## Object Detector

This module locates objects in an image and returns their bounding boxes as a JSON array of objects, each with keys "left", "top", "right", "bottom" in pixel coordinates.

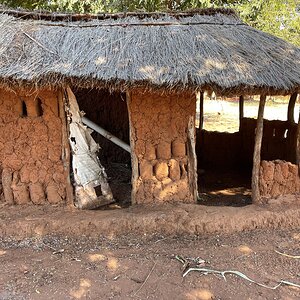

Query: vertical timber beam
[
  {"left": 251, "top": 94, "right": 267, "bottom": 204},
  {"left": 58, "top": 89, "right": 74, "bottom": 206},
  {"left": 199, "top": 91, "right": 204, "bottom": 130},
  {"left": 126, "top": 91, "right": 138, "bottom": 204},
  {"left": 187, "top": 115, "right": 198, "bottom": 202},
  {"left": 239, "top": 95, "right": 244, "bottom": 131},
  {"left": 296, "top": 107, "right": 300, "bottom": 175},
  {"left": 287, "top": 92, "right": 298, "bottom": 123}
]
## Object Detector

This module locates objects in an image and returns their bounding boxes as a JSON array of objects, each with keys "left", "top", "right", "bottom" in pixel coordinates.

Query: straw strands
[{"left": 0, "top": 9, "right": 299, "bottom": 95}]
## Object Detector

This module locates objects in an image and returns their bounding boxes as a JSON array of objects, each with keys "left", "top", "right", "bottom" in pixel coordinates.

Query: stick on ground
[{"left": 133, "top": 261, "right": 157, "bottom": 296}]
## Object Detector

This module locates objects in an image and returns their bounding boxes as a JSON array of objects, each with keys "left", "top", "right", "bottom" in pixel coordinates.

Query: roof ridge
[{"left": 0, "top": 7, "right": 238, "bottom": 22}]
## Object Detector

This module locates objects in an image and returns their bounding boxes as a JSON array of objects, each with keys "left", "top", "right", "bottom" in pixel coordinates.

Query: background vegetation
[{"left": 0, "top": 0, "right": 299, "bottom": 46}]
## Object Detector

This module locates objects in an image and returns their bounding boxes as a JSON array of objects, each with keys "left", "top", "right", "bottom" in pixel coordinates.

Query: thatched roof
[{"left": 0, "top": 8, "right": 299, "bottom": 95}]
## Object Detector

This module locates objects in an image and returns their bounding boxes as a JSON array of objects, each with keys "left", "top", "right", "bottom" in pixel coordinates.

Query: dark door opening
[
  {"left": 196, "top": 129, "right": 252, "bottom": 207},
  {"left": 74, "top": 88, "right": 132, "bottom": 207}
]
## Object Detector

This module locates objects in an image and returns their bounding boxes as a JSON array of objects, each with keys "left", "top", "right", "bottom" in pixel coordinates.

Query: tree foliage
[
  {"left": 237, "top": 0, "right": 300, "bottom": 46},
  {"left": 0, "top": 0, "right": 299, "bottom": 46}
]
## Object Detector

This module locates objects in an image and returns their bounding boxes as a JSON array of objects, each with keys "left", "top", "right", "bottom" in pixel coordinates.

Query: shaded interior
[
  {"left": 197, "top": 105, "right": 297, "bottom": 206},
  {"left": 74, "top": 88, "right": 132, "bottom": 207},
  {"left": 74, "top": 90, "right": 298, "bottom": 207}
]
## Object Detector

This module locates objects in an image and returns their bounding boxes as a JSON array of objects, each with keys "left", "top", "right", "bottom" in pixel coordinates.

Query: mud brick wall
[
  {"left": 259, "top": 160, "right": 300, "bottom": 198},
  {"left": 128, "top": 89, "right": 197, "bottom": 204},
  {"left": 0, "top": 88, "right": 66, "bottom": 205},
  {"left": 74, "top": 88, "right": 130, "bottom": 165}
]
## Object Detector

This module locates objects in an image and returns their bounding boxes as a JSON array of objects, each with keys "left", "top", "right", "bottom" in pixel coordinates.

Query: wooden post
[
  {"left": 251, "top": 94, "right": 267, "bottom": 204},
  {"left": 287, "top": 92, "right": 298, "bottom": 123},
  {"left": 58, "top": 89, "right": 74, "bottom": 206},
  {"left": 199, "top": 91, "right": 204, "bottom": 130},
  {"left": 187, "top": 115, "right": 198, "bottom": 202},
  {"left": 239, "top": 95, "right": 244, "bottom": 131},
  {"left": 126, "top": 91, "right": 139, "bottom": 204},
  {"left": 296, "top": 107, "right": 300, "bottom": 176}
]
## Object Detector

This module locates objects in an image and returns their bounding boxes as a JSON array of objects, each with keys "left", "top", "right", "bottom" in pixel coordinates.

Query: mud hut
[{"left": 0, "top": 8, "right": 299, "bottom": 208}]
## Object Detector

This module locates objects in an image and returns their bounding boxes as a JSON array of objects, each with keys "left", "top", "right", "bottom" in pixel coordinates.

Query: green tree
[
  {"left": 237, "top": 0, "right": 300, "bottom": 46},
  {"left": 0, "top": 0, "right": 299, "bottom": 46}
]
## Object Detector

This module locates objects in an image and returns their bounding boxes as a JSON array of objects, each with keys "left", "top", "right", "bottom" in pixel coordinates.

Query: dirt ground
[
  {"left": 1, "top": 228, "right": 300, "bottom": 300},
  {"left": 0, "top": 199, "right": 300, "bottom": 299},
  {"left": 198, "top": 96, "right": 299, "bottom": 133}
]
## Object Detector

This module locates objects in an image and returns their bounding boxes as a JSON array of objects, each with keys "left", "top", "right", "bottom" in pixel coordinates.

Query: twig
[
  {"left": 175, "top": 255, "right": 186, "bottom": 264},
  {"left": 183, "top": 267, "right": 300, "bottom": 290},
  {"left": 22, "top": 31, "right": 57, "bottom": 55},
  {"left": 154, "top": 237, "right": 168, "bottom": 244},
  {"left": 275, "top": 250, "right": 300, "bottom": 259},
  {"left": 133, "top": 261, "right": 157, "bottom": 296}
]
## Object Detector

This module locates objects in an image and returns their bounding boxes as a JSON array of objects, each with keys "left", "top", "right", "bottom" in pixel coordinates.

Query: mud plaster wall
[
  {"left": 74, "top": 88, "right": 130, "bottom": 165},
  {"left": 259, "top": 160, "right": 300, "bottom": 199},
  {"left": 0, "top": 88, "right": 66, "bottom": 205},
  {"left": 128, "top": 89, "right": 197, "bottom": 204}
]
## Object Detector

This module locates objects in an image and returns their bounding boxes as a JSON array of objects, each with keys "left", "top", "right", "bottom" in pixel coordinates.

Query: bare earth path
[{"left": 1, "top": 228, "right": 300, "bottom": 300}]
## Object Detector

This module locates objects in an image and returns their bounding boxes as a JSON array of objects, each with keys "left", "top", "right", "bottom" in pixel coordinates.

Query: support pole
[
  {"left": 82, "top": 116, "right": 131, "bottom": 153},
  {"left": 239, "top": 95, "right": 244, "bottom": 131},
  {"left": 126, "top": 91, "right": 139, "bottom": 205},
  {"left": 199, "top": 91, "right": 204, "bottom": 130},
  {"left": 287, "top": 92, "right": 298, "bottom": 123},
  {"left": 58, "top": 89, "right": 74, "bottom": 206},
  {"left": 296, "top": 107, "right": 300, "bottom": 175},
  {"left": 251, "top": 94, "right": 266, "bottom": 204}
]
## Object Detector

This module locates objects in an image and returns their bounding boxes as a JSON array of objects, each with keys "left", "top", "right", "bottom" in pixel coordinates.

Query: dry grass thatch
[{"left": 0, "top": 8, "right": 299, "bottom": 95}]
